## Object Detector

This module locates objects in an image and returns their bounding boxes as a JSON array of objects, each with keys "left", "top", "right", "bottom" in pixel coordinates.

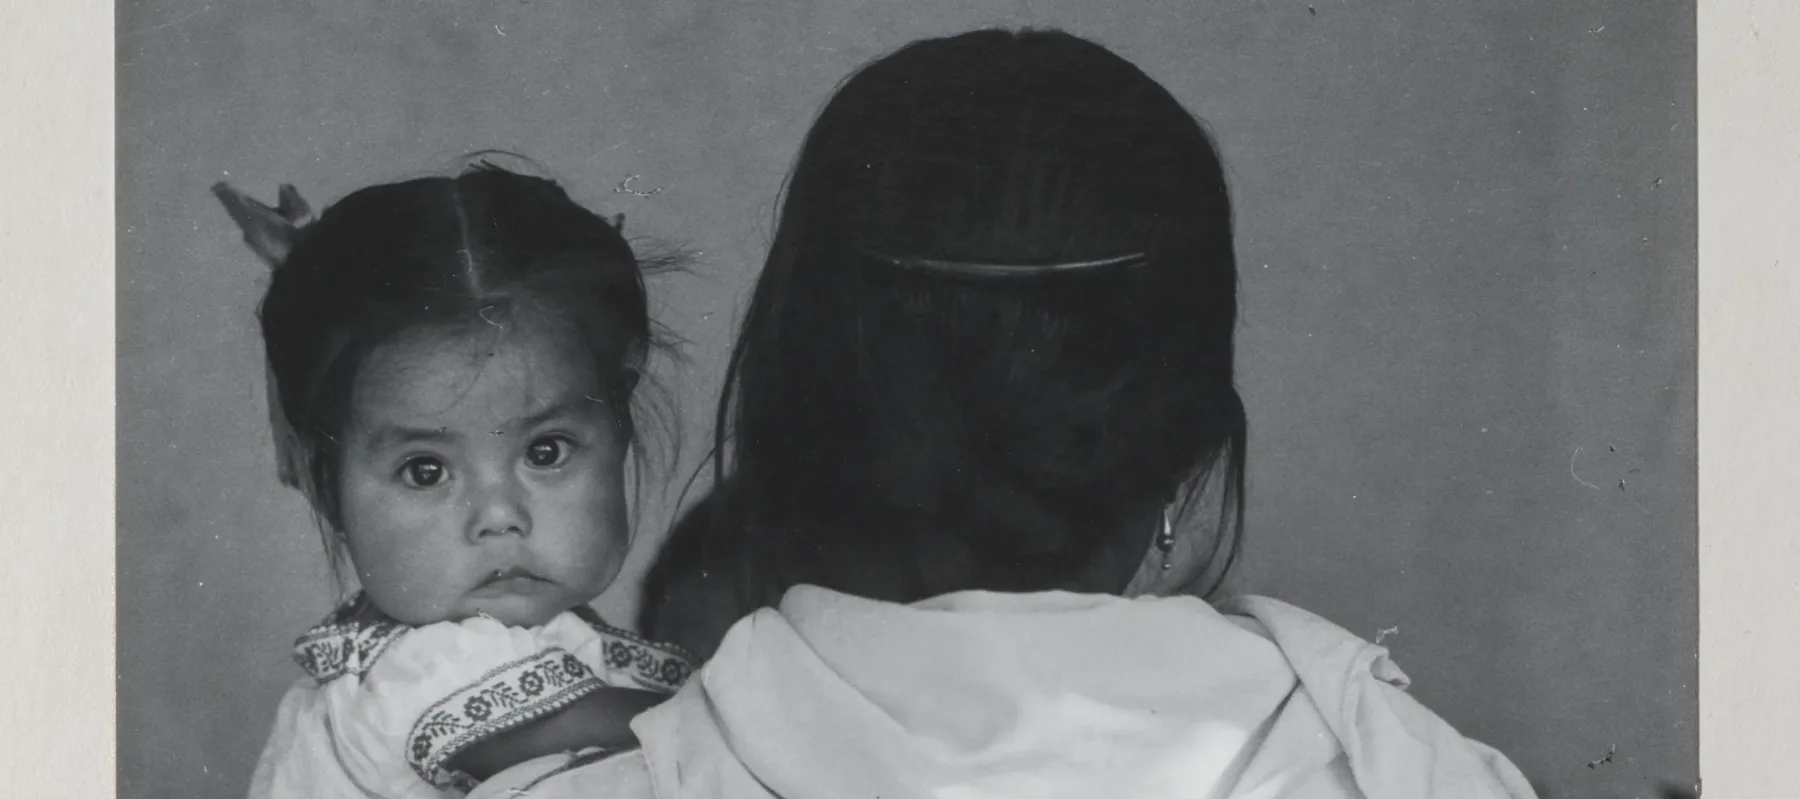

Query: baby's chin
[
  {"left": 450, "top": 592, "right": 587, "bottom": 628},
  {"left": 369, "top": 594, "right": 578, "bottom": 629}
]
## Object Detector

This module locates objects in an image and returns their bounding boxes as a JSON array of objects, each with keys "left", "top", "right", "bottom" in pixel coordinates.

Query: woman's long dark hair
[{"left": 643, "top": 28, "right": 1246, "bottom": 655}]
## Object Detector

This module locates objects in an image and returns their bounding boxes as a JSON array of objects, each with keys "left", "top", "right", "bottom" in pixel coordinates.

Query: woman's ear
[{"left": 212, "top": 181, "right": 314, "bottom": 268}]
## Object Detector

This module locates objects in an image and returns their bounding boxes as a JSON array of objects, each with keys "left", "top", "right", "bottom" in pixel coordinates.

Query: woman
[{"left": 486, "top": 28, "right": 1538, "bottom": 799}]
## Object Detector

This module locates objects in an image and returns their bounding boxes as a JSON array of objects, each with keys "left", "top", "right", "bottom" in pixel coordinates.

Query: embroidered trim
[
  {"left": 407, "top": 648, "right": 604, "bottom": 789},
  {"left": 571, "top": 608, "right": 697, "bottom": 692},
  {"left": 291, "top": 596, "right": 699, "bottom": 694},
  {"left": 288, "top": 595, "right": 695, "bottom": 789},
  {"left": 292, "top": 596, "right": 409, "bottom": 682}
]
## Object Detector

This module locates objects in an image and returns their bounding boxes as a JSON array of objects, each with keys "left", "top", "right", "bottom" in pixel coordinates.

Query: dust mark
[
  {"left": 615, "top": 175, "right": 664, "bottom": 197},
  {"left": 1586, "top": 743, "right": 1616, "bottom": 769},
  {"left": 478, "top": 305, "right": 503, "bottom": 328},
  {"left": 1570, "top": 447, "right": 1602, "bottom": 491},
  {"left": 495, "top": 24, "right": 507, "bottom": 36},
  {"left": 120, "top": 5, "right": 214, "bottom": 40},
  {"left": 1375, "top": 626, "right": 1399, "bottom": 645},
  {"left": 1588, "top": 25, "right": 1606, "bottom": 34}
]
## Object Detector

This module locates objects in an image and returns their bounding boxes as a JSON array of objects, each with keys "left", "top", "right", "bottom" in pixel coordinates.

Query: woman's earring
[{"left": 1155, "top": 506, "right": 1176, "bottom": 570}]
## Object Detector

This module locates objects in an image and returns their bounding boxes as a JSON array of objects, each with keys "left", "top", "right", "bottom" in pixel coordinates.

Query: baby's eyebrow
[
  {"left": 507, "top": 397, "right": 603, "bottom": 429},
  {"left": 362, "top": 424, "right": 456, "bottom": 451},
  {"left": 360, "top": 397, "right": 604, "bottom": 448}
]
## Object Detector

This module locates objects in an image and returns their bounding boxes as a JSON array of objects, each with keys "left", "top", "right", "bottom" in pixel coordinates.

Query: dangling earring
[{"left": 1155, "top": 505, "right": 1176, "bottom": 570}]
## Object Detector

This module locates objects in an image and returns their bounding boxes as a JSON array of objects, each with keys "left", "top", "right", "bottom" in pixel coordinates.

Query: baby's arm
[{"left": 446, "top": 686, "right": 667, "bottom": 781}]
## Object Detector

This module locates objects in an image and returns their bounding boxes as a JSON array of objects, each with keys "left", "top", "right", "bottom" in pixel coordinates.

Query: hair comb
[{"left": 863, "top": 251, "right": 1148, "bottom": 279}]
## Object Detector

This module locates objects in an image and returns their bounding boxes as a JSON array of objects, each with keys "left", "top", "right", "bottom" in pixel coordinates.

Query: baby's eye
[
  {"left": 399, "top": 457, "right": 447, "bottom": 488},
  {"left": 525, "top": 436, "right": 575, "bottom": 469}
]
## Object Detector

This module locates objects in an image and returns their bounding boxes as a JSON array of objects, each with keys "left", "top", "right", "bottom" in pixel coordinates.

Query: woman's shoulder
[
  {"left": 1210, "top": 594, "right": 1412, "bottom": 692},
  {"left": 1214, "top": 594, "right": 1537, "bottom": 798}
]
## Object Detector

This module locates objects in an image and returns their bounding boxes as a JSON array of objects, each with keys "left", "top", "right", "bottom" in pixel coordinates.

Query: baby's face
[{"left": 335, "top": 322, "right": 630, "bottom": 627}]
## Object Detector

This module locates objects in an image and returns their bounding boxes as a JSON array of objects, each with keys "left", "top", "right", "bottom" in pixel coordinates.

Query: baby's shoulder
[{"left": 290, "top": 594, "right": 409, "bottom": 683}]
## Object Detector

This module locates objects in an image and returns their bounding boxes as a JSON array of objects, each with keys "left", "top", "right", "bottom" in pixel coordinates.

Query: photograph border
[{"left": 0, "top": 1, "right": 1790, "bottom": 794}]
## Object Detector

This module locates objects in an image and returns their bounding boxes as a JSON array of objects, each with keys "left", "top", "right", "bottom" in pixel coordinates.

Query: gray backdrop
[{"left": 118, "top": 1, "right": 1696, "bottom": 797}]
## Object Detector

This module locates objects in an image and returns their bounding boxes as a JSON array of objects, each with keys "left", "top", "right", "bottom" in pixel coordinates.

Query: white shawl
[{"left": 472, "top": 587, "right": 1536, "bottom": 799}]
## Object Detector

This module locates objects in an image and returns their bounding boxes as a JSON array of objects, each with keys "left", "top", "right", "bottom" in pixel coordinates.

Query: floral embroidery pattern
[
  {"left": 286, "top": 595, "right": 697, "bottom": 791},
  {"left": 292, "top": 598, "right": 408, "bottom": 682},
  {"left": 574, "top": 608, "right": 697, "bottom": 692},
  {"left": 407, "top": 649, "right": 602, "bottom": 789}
]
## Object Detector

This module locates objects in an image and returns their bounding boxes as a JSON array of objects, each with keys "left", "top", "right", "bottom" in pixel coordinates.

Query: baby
[{"left": 218, "top": 164, "right": 694, "bottom": 798}]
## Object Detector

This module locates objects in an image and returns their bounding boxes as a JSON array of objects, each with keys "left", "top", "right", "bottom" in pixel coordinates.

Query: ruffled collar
[{"left": 290, "top": 593, "right": 693, "bottom": 686}]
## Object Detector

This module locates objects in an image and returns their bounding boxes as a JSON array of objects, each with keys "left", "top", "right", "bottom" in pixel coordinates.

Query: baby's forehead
[{"left": 350, "top": 324, "right": 610, "bottom": 427}]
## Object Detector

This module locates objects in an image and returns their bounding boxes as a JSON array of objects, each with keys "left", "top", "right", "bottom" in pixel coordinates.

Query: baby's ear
[
  {"left": 265, "top": 361, "right": 306, "bottom": 491},
  {"left": 619, "top": 339, "right": 648, "bottom": 393},
  {"left": 212, "top": 181, "right": 312, "bottom": 268}
]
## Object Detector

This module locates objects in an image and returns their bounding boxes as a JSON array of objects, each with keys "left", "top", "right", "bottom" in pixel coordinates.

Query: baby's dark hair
[
  {"left": 255, "top": 163, "right": 672, "bottom": 577},
  {"left": 644, "top": 28, "right": 1246, "bottom": 648}
]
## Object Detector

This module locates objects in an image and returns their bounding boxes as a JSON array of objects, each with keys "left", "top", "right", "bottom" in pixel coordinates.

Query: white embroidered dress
[{"left": 247, "top": 596, "right": 694, "bottom": 799}]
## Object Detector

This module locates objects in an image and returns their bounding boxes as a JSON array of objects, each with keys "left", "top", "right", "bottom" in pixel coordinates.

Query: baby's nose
[{"left": 467, "top": 478, "right": 531, "bottom": 542}]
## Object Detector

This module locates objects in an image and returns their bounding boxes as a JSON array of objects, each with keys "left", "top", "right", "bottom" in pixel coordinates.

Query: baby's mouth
[{"left": 472, "top": 567, "right": 554, "bottom": 595}]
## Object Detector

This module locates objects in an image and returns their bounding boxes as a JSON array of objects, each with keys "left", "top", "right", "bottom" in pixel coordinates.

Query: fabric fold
[{"left": 632, "top": 587, "right": 1536, "bottom": 799}]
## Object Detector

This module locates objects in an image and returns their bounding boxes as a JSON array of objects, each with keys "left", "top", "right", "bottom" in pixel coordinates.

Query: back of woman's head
[
  {"left": 258, "top": 163, "right": 659, "bottom": 569},
  {"left": 677, "top": 28, "right": 1244, "bottom": 611}
]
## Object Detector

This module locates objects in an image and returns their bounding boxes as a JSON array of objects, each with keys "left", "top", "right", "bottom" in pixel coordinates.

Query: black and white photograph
[{"left": 113, "top": 2, "right": 1700, "bottom": 797}]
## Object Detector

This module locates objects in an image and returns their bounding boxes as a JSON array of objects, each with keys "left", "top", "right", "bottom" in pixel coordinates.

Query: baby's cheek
[
  {"left": 343, "top": 495, "right": 469, "bottom": 623},
  {"left": 360, "top": 554, "right": 465, "bottom": 625},
  {"left": 549, "top": 487, "right": 630, "bottom": 587}
]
